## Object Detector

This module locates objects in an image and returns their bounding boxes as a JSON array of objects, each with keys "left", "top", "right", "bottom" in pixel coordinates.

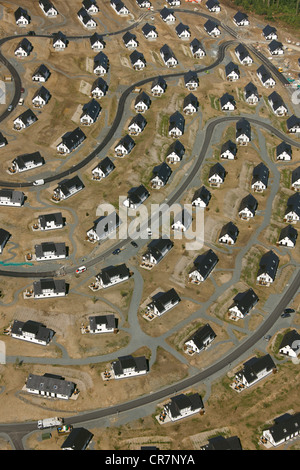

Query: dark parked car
[
  {"left": 131, "top": 241, "right": 138, "bottom": 248},
  {"left": 112, "top": 248, "right": 121, "bottom": 255}
]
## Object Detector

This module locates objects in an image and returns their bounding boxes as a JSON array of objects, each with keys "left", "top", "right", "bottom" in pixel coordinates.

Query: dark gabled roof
[
  {"left": 236, "top": 118, "right": 251, "bottom": 138},
  {"left": 209, "top": 162, "right": 226, "bottom": 180},
  {"left": 116, "top": 134, "right": 135, "bottom": 150},
  {"left": 78, "top": 7, "right": 94, "bottom": 24},
  {"left": 220, "top": 92, "right": 235, "bottom": 108},
  {"left": 92, "top": 76, "right": 108, "bottom": 92},
  {"left": 129, "top": 50, "right": 145, "bottom": 65},
  {"left": 98, "top": 263, "right": 130, "bottom": 284},
  {"left": 257, "top": 250, "right": 279, "bottom": 280},
  {"left": 285, "top": 192, "right": 300, "bottom": 217},
  {"left": 184, "top": 70, "right": 198, "bottom": 85},
  {"left": 111, "top": 0, "right": 127, "bottom": 12},
  {"left": 112, "top": 355, "right": 148, "bottom": 375},
  {"left": 234, "top": 11, "right": 248, "bottom": 23},
  {"left": 204, "top": 19, "right": 219, "bottom": 33},
  {"left": 32, "top": 63, "right": 50, "bottom": 79},
  {"left": 39, "top": 212, "right": 63, "bottom": 228},
  {"left": 251, "top": 162, "right": 269, "bottom": 187},
  {"left": 286, "top": 114, "right": 300, "bottom": 130},
  {"left": 292, "top": 166, "right": 300, "bottom": 184},
  {"left": 152, "top": 162, "right": 172, "bottom": 183},
  {"left": 192, "top": 185, "right": 211, "bottom": 205},
  {"left": 175, "top": 22, "right": 190, "bottom": 35},
  {"left": 192, "top": 249, "right": 219, "bottom": 279},
  {"left": 221, "top": 139, "right": 237, "bottom": 156},
  {"left": 0, "top": 132, "right": 7, "bottom": 146},
  {"left": 145, "top": 237, "right": 173, "bottom": 261},
  {"left": 225, "top": 61, "right": 240, "bottom": 76},
  {"left": 142, "top": 22, "right": 157, "bottom": 35},
  {"left": 166, "top": 140, "right": 185, "bottom": 157},
  {"left": 267, "top": 413, "right": 300, "bottom": 444},
  {"left": 40, "top": 0, "right": 57, "bottom": 12},
  {"left": 32, "top": 85, "right": 50, "bottom": 102},
  {"left": 160, "top": 44, "right": 177, "bottom": 61},
  {"left": 187, "top": 323, "right": 216, "bottom": 350},
  {"left": 268, "top": 91, "right": 287, "bottom": 111},
  {"left": 206, "top": 0, "right": 220, "bottom": 9},
  {"left": 278, "top": 225, "right": 298, "bottom": 244},
  {"left": 81, "top": 98, "right": 101, "bottom": 120},
  {"left": 231, "top": 288, "right": 259, "bottom": 315},
  {"left": 94, "top": 51, "right": 108, "bottom": 67},
  {"left": 123, "top": 31, "right": 137, "bottom": 44},
  {"left": 239, "top": 193, "right": 258, "bottom": 214},
  {"left": 15, "top": 7, "right": 30, "bottom": 21},
  {"left": 135, "top": 91, "right": 151, "bottom": 106},
  {"left": 167, "top": 393, "right": 203, "bottom": 418},
  {"left": 95, "top": 156, "right": 115, "bottom": 174},
  {"left": 61, "top": 428, "right": 93, "bottom": 450},
  {"left": 257, "top": 64, "right": 274, "bottom": 83},
  {"left": 89, "top": 314, "right": 115, "bottom": 330},
  {"left": 244, "top": 82, "right": 259, "bottom": 99},
  {"left": 279, "top": 330, "right": 300, "bottom": 350},
  {"left": 203, "top": 436, "right": 242, "bottom": 451},
  {"left": 128, "top": 113, "right": 146, "bottom": 129},
  {"left": 52, "top": 31, "right": 67, "bottom": 44},
  {"left": 16, "top": 109, "right": 37, "bottom": 125},
  {"left": 190, "top": 38, "right": 205, "bottom": 54},
  {"left": 16, "top": 38, "right": 32, "bottom": 53},
  {"left": 276, "top": 141, "right": 292, "bottom": 156},
  {"left": 160, "top": 7, "right": 174, "bottom": 19},
  {"left": 58, "top": 175, "right": 84, "bottom": 196},
  {"left": 183, "top": 93, "right": 198, "bottom": 109},
  {"left": 13, "top": 152, "right": 45, "bottom": 170},
  {"left": 169, "top": 111, "right": 185, "bottom": 132},
  {"left": 0, "top": 228, "right": 10, "bottom": 245},
  {"left": 61, "top": 127, "right": 86, "bottom": 149},
  {"left": 262, "top": 24, "right": 277, "bottom": 37},
  {"left": 219, "top": 221, "right": 239, "bottom": 242},
  {"left": 151, "top": 288, "right": 181, "bottom": 313},
  {"left": 90, "top": 32, "right": 105, "bottom": 47},
  {"left": 268, "top": 39, "right": 283, "bottom": 52},
  {"left": 151, "top": 75, "right": 166, "bottom": 90},
  {"left": 241, "top": 354, "right": 276, "bottom": 384},
  {"left": 235, "top": 43, "right": 251, "bottom": 61},
  {"left": 127, "top": 184, "right": 149, "bottom": 205}
]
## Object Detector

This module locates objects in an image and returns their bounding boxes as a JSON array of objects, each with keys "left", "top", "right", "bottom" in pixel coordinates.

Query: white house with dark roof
[
  {"left": 206, "top": 0, "right": 221, "bottom": 13},
  {"left": 268, "top": 39, "right": 284, "bottom": 55},
  {"left": 151, "top": 76, "right": 166, "bottom": 96},
  {"left": 284, "top": 193, "right": 300, "bottom": 223},
  {"left": 92, "top": 156, "right": 115, "bottom": 181},
  {"left": 142, "top": 23, "right": 158, "bottom": 40},
  {"left": 189, "top": 249, "right": 218, "bottom": 283},
  {"left": 14, "top": 7, "right": 30, "bottom": 26},
  {"left": 123, "top": 185, "right": 149, "bottom": 210},
  {"left": 57, "top": 128, "right": 86, "bottom": 154},
  {"left": 0, "top": 132, "right": 7, "bottom": 148},
  {"left": 262, "top": 25, "right": 277, "bottom": 40},
  {"left": 164, "top": 393, "right": 204, "bottom": 422},
  {"left": 277, "top": 225, "right": 298, "bottom": 248},
  {"left": 175, "top": 23, "right": 191, "bottom": 40},
  {"left": 225, "top": 62, "right": 240, "bottom": 81},
  {"left": 11, "top": 319, "right": 55, "bottom": 346},
  {"left": 276, "top": 141, "right": 292, "bottom": 161},
  {"left": 13, "top": 109, "right": 37, "bottom": 131},
  {"left": 111, "top": 355, "right": 148, "bottom": 379},
  {"left": 86, "top": 212, "right": 121, "bottom": 242},
  {"left": 0, "top": 228, "right": 10, "bottom": 254},
  {"left": 34, "top": 242, "right": 66, "bottom": 261},
  {"left": 38, "top": 212, "right": 64, "bottom": 231},
  {"left": 168, "top": 111, "right": 185, "bottom": 138},
  {"left": 172, "top": 208, "right": 192, "bottom": 232},
  {"left": 83, "top": 0, "right": 99, "bottom": 15},
  {"left": 236, "top": 118, "right": 251, "bottom": 145},
  {"left": 160, "top": 44, "right": 178, "bottom": 68},
  {"left": 268, "top": 91, "right": 288, "bottom": 116},
  {"left": 235, "top": 354, "right": 276, "bottom": 389},
  {"left": 208, "top": 162, "right": 226, "bottom": 187},
  {"left": 110, "top": 0, "right": 129, "bottom": 15},
  {"left": 228, "top": 288, "right": 259, "bottom": 319},
  {"left": 93, "top": 52, "right": 109, "bottom": 75},
  {"left": 238, "top": 193, "right": 258, "bottom": 220},
  {"left": 150, "top": 162, "right": 172, "bottom": 188},
  {"left": 130, "top": 50, "right": 146, "bottom": 70},
  {"left": 256, "top": 250, "right": 279, "bottom": 286},
  {"left": 95, "top": 264, "right": 130, "bottom": 289},
  {"left": 184, "top": 70, "right": 199, "bottom": 91},
  {"left": 53, "top": 176, "right": 84, "bottom": 201},
  {"left": 183, "top": 93, "right": 198, "bottom": 115},
  {"left": 32, "top": 86, "right": 51, "bottom": 108},
  {"left": 286, "top": 115, "right": 300, "bottom": 133},
  {"left": 32, "top": 64, "right": 51, "bottom": 82},
  {"left": 292, "top": 167, "right": 300, "bottom": 191},
  {"left": 80, "top": 99, "right": 101, "bottom": 125},
  {"left": 257, "top": 65, "right": 276, "bottom": 88},
  {"left": 192, "top": 186, "right": 211, "bottom": 208},
  {"left": 88, "top": 314, "right": 116, "bottom": 334},
  {"left": 160, "top": 7, "right": 176, "bottom": 23},
  {"left": 220, "top": 140, "right": 237, "bottom": 160},
  {"left": 77, "top": 7, "right": 97, "bottom": 28},
  {"left": 25, "top": 373, "right": 75, "bottom": 399},
  {"left": 251, "top": 162, "right": 269, "bottom": 192},
  {"left": 128, "top": 112, "right": 147, "bottom": 136},
  {"left": 204, "top": 19, "right": 221, "bottom": 37},
  {"left": 261, "top": 412, "right": 300, "bottom": 447},
  {"left": 235, "top": 44, "right": 253, "bottom": 65},
  {"left": 184, "top": 323, "right": 216, "bottom": 354},
  {"left": 233, "top": 11, "right": 249, "bottom": 26},
  {"left": 14, "top": 38, "right": 33, "bottom": 57},
  {"left": 134, "top": 91, "right": 151, "bottom": 113},
  {"left": 166, "top": 140, "right": 185, "bottom": 164},
  {"left": 220, "top": 93, "right": 236, "bottom": 111},
  {"left": 190, "top": 38, "right": 206, "bottom": 58},
  {"left": 123, "top": 31, "right": 138, "bottom": 49},
  {"left": 146, "top": 288, "right": 181, "bottom": 317},
  {"left": 141, "top": 237, "right": 173, "bottom": 268},
  {"left": 91, "top": 77, "right": 108, "bottom": 98},
  {"left": 10, "top": 152, "right": 45, "bottom": 173},
  {"left": 61, "top": 427, "right": 93, "bottom": 451},
  {"left": 114, "top": 134, "right": 135, "bottom": 157},
  {"left": 218, "top": 221, "right": 239, "bottom": 245},
  {"left": 90, "top": 33, "right": 105, "bottom": 51},
  {"left": 244, "top": 82, "right": 259, "bottom": 105},
  {"left": 52, "top": 31, "right": 68, "bottom": 50},
  {"left": 39, "top": 0, "right": 58, "bottom": 17},
  {"left": 136, "top": 0, "right": 151, "bottom": 8},
  {"left": 0, "top": 189, "right": 25, "bottom": 207},
  {"left": 33, "top": 278, "right": 67, "bottom": 298},
  {"left": 279, "top": 330, "right": 300, "bottom": 358}
]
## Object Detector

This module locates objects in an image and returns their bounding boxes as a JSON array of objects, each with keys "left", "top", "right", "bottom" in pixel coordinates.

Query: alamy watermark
[{"left": 95, "top": 197, "right": 205, "bottom": 251}]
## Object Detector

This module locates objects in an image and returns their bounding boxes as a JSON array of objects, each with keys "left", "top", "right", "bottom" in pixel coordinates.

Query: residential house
[
  {"left": 82, "top": 0, "right": 99, "bottom": 15},
  {"left": 166, "top": 140, "right": 185, "bottom": 164},
  {"left": 160, "top": 44, "right": 178, "bottom": 67},
  {"left": 33, "top": 278, "right": 67, "bottom": 299},
  {"left": 123, "top": 185, "right": 149, "bottom": 209},
  {"left": 53, "top": 176, "right": 85, "bottom": 201},
  {"left": 128, "top": 113, "right": 147, "bottom": 135},
  {"left": 61, "top": 428, "right": 93, "bottom": 451},
  {"left": 236, "top": 118, "right": 251, "bottom": 145},
  {"left": 11, "top": 320, "right": 55, "bottom": 346},
  {"left": 183, "top": 93, "right": 198, "bottom": 115},
  {"left": 276, "top": 141, "right": 292, "bottom": 161},
  {"left": 279, "top": 330, "right": 300, "bottom": 358},
  {"left": 10, "top": 152, "right": 45, "bottom": 173},
  {"left": 91, "top": 77, "right": 108, "bottom": 98},
  {"left": 277, "top": 225, "right": 298, "bottom": 248},
  {"left": 52, "top": 31, "right": 68, "bottom": 50},
  {"left": 257, "top": 65, "right": 276, "bottom": 88},
  {"left": 32, "top": 64, "right": 51, "bottom": 82},
  {"left": 86, "top": 212, "right": 121, "bottom": 242},
  {"left": 261, "top": 413, "right": 300, "bottom": 447},
  {"left": 114, "top": 134, "right": 135, "bottom": 157},
  {"left": 218, "top": 221, "right": 239, "bottom": 245},
  {"left": 134, "top": 91, "right": 151, "bottom": 113},
  {"left": 268, "top": 91, "right": 288, "bottom": 116},
  {"left": 292, "top": 167, "right": 300, "bottom": 191},
  {"left": 175, "top": 23, "right": 191, "bottom": 40},
  {"left": 251, "top": 162, "right": 269, "bottom": 192},
  {"left": 235, "top": 354, "right": 276, "bottom": 388},
  {"left": 14, "top": 7, "right": 30, "bottom": 26},
  {"left": 284, "top": 193, "right": 300, "bottom": 223},
  {"left": 146, "top": 288, "right": 181, "bottom": 317},
  {"left": 220, "top": 140, "right": 237, "bottom": 160},
  {"left": 233, "top": 11, "right": 249, "bottom": 26},
  {"left": 238, "top": 193, "right": 258, "bottom": 220},
  {"left": 190, "top": 38, "right": 206, "bottom": 58},
  {"left": 206, "top": 0, "right": 221, "bottom": 13},
  {"left": 25, "top": 373, "right": 76, "bottom": 399},
  {"left": 77, "top": 7, "right": 97, "bottom": 28},
  {"left": 191, "top": 186, "right": 211, "bottom": 208},
  {"left": 225, "top": 62, "right": 240, "bottom": 81},
  {"left": 141, "top": 237, "right": 174, "bottom": 268},
  {"left": 172, "top": 208, "right": 192, "bottom": 232},
  {"left": 286, "top": 114, "right": 300, "bottom": 133},
  {"left": 93, "top": 52, "right": 109, "bottom": 75},
  {"left": 228, "top": 288, "right": 259, "bottom": 319},
  {"left": 136, "top": 0, "right": 151, "bottom": 8},
  {"left": 169, "top": 111, "right": 185, "bottom": 137},
  {"left": 123, "top": 31, "right": 138, "bottom": 49},
  {"left": 57, "top": 128, "right": 86, "bottom": 154},
  {"left": 268, "top": 39, "right": 284, "bottom": 55},
  {"left": 14, "top": 38, "right": 33, "bottom": 57},
  {"left": 130, "top": 50, "right": 146, "bottom": 70},
  {"left": 0, "top": 189, "right": 25, "bottom": 207},
  {"left": 0, "top": 132, "right": 7, "bottom": 148},
  {"left": 38, "top": 212, "right": 64, "bottom": 231},
  {"left": 208, "top": 162, "right": 226, "bottom": 187},
  {"left": 32, "top": 86, "right": 51, "bottom": 108},
  {"left": 256, "top": 250, "right": 279, "bottom": 286},
  {"left": 184, "top": 323, "right": 216, "bottom": 354},
  {"left": 220, "top": 92, "right": 236, "bottom": 111},
  {"left": 184, "top": 70, "right": 199, "bottom": 90},
  {"left": 0, "top": 228, "right": 10, "bottom": 254},
  {"left": 166, "top": 0, "right": 180, "bottom": 6},
  {"left": 160, "top": 7, "right": 176, "bottom": 23},
  {"left": 13, "top": 109, "right": 37, "bottom": 130},
  {"left": 88, "top": 314, "right": 116, "bottom": 333},
  {"left": 80, "top": 98, "right": 101, "bottom": 125},
  {"left": 111, "top": 355, "right": 148, "bottom": 379},
  {"left": 262, "top": 24, "right": 277, "bottom": 40},
  {"left": 91, "top": 156, "right": 115, "bottom": 181},
  {"left": 189, "top": 249, "right": 219, "bottom": 283},
  {"left": 90, "top": 33, "right": 105, "bottom": 52},
  {"left": 110, "top": 0, "right": 129, "bottom": 15},
  {"left": 244, "top": 82, "right": 259, "bottom": 105},
  {"left": 151, "top": 76, "right": 166, "bottom": 96},
  {"left": 39, "top": 0, "right": 58, "bottom": 17},
  {"left": 141, "top": 23, "right": 158, "bottom": 40},
  {"left": 204, "top": 19, "right": 221, "bottom": 37},
  {"left": 201, "top": 436, "right": 242, "bottom": 451},
  {"left": 35, "top": 242, "right": 66, "bottom": 261},
  {"left": 235, "top": 44, "right": 253, "bottom": 65},
  {"left": 95, "top": 264, "right": 130, "bottom": 288},
  {"left": 164, "top": 393, "right": 204, "bottom": 422},
  {"left": 150, "top": 162, "right": 172, "bottom": 188}
]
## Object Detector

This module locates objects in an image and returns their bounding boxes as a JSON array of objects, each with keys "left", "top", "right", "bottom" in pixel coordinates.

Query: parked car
[
  {"left": 76, "top": 266, "right": 86, "bottom": 274},
  {"left": 281, "top": 312, "right": 291, "bottom": 318},
  {"left": 18, "top": 98, "right": 24, "bottom": 106},
  {"left": 7, "top": 105, "right": 12, "bottom": 111},
  {"left": 131, "top": 241, "right": 138, "bottom": 248},
  {"left": 112, "top": 248, "right": 121, "bottom": 255}
]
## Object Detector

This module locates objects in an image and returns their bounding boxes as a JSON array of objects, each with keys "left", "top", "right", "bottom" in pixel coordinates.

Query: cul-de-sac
[{"left": 0, "top": 0, "right": 299, "bottom": 452}]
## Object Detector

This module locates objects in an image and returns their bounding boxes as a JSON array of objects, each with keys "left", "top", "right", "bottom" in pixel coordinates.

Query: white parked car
[{"left": 76, "top": 266, "right": 86, "bottom": 274}]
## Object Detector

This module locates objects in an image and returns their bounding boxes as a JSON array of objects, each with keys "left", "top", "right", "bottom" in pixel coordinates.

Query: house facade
[
  {"left": 184, "top": 323, "right": 216, "bottom": 354},
  {"left": 0, "top": 189, "right": 25, "bottom": 207},
  {"left": 33, "top": 278, "right": 67, "bottom": 298},
  {"left": 25, "top": 373, "right": 76, "bottom": 399},
  {"left": 11, "top": 320, "right": 54, "bottom": 346},
  {"left": 164, "top": 393, "right": 204, "bottom": 421},
  {"left": 111, "top": 355, "right": 148, "bottom": 379}
]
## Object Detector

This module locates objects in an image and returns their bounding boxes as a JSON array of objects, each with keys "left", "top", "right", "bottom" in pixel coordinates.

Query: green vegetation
[{"left": 232, "top": 0, "right": 300, "bottom": 29}]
